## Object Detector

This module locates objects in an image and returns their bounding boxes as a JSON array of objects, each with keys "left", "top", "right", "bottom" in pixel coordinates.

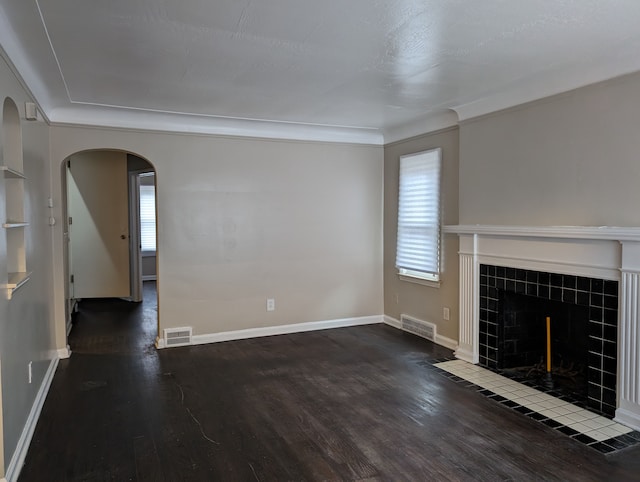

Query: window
[
  {"left": 139, "top": 177, "right": 156, "bottom": 252},
  {"left": 395, "top": 148, "right": 441, "bottom": 283}
]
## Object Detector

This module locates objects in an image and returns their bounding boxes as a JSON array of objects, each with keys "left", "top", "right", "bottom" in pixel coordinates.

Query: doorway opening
[{"left": 61, "top": 150, "right": 158, "bottom": 347}]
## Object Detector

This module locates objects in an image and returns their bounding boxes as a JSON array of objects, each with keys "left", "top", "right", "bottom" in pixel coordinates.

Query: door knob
[{"left": 121, "top": 234, "right": 127, "bottom": 239}]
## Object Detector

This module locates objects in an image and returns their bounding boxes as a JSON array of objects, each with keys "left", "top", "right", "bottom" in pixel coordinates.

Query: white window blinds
[
  {"left": 139, "top": 184, "right": 156, "bottom": 252},
  {"left": 395, "top": 148, "right": 441, "bottom": 280}
]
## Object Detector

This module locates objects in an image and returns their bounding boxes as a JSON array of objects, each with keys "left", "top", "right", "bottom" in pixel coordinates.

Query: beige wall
[
  {"left": 50, "top": 127, "right": 384, "bottom": 337},
  {"left": 0, "top": 54, "right": 55, "bottom": 474},
  {"left": 459, "top": 71, "right": 640, "bottom": 226},
  {"left": 384, "top": 127, "right": 460, "bottom": 341},
  {"left": 142, "top": 255, "right": 156, "bottom": 279}
]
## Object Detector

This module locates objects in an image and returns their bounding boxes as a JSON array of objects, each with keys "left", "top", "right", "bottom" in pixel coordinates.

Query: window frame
[
  {"left": 139, "top": 178, "right": 156, "bottom": 255},
  {"left": 395, "top": 147, "right": 442, "bottom": 287}
]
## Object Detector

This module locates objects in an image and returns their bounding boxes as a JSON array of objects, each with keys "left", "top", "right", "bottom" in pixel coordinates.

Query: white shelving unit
[
  {"left": 0, "top": 165, "right": 25, "bottom": 179},
  {"left": 3, "top": 270, "right": 31, "bottom": 292},
  {"left": 3, "top": 222, "right": 29, "bottom": 228},
  {"left": 1, "top": 166, "right": 29, "bottom": 298},
  {"left": 2, "top": 98, "right": 30, "bottom": 299}
]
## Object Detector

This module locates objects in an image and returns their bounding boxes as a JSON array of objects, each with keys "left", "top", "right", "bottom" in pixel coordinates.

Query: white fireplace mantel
[
  {"left": 444, "top": 224, "right": 640, "bottom": 431},
  {"left": 443, "top": 224, "right": 640, "bottom": 241}
]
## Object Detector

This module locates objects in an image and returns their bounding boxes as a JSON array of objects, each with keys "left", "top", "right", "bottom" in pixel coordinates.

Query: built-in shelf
[
  {"left": 2, "top": 271, "right": 31, "bottom": 299},
  {"left": 3, "top": 221, "right": 28, "bottom": 228},
  {"left": 3, "top": 98, "right": 28, "bottom": 300},
  {"left": 1, "top": 166, "right": 25, "bottom": 179}
]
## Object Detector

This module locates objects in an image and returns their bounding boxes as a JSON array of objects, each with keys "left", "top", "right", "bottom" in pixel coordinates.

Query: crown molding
[
  {"left": 382, "top": 110, "right": 459, "bottom": 144},
  {"left": 48, "top": 105, "right": 385, "bottom": 145},
  {"left": 452, "top": 54, "right": 640, "bottom": 123}
]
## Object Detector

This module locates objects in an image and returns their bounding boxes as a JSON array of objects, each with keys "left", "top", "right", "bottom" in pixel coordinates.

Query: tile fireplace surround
[{"left": 442, "top": 225, "right": 640, "bottom": 432}]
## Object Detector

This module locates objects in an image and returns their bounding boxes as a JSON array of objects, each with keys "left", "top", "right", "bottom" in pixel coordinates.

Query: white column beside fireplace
[{"left": 443, "top": 225, "right": 640, "bottom": 431}]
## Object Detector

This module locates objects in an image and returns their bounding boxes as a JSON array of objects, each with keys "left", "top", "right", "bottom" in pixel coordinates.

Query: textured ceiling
[{"left": 2, "top": 0, "right": 640, "bottom": 143}]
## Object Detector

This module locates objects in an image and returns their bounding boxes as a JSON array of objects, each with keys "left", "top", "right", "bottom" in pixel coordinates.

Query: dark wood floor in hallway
[{"left": 18, "top": 283, "right": 640, "bottom": 481}]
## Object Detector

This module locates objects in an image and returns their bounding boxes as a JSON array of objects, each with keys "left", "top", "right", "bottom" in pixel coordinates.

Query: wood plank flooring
[{"left": 18, "top": 283, "right": 640, "bottom": 481}]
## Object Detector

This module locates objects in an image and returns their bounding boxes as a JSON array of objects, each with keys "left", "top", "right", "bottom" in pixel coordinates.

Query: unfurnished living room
[{"left": 2, "top": 1, "right": 640, "bottom": 481}]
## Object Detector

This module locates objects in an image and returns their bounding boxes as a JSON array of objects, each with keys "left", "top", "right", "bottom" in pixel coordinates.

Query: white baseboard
[
  {"left": 454, "top": 346, "right": 475, "bottom": 363},
  {"left": 383, "top": 315, "right": 401, "bottom": 329},
  {"left": 142, "top": 275, "right": 157, "bottom": 281},
  {"left": 193, "top": 315, "right": 383, "bottom": 345},
  {"left": 383, "top": 315, "right": 458, "bottom": 351},
  {"left": 49, "top": 346, "right": 70, "bottom": 360},
  {"left": 435, "top": 334, "right": 458, "bottom": 350},
  {"left": 4, "top": 356, "right": 59, "bottom": 482},
  {"left": 157, "top": 315, "right": 384, "bottom": 348},
  {"left": 615, "top": 407, "right": 640, "bottom": 432},
  {"left": 57, "top": 345, "right": 71, "bottom": 359},
  {"left": 156, "top": 314, "right": 453, "bottom": 350}
]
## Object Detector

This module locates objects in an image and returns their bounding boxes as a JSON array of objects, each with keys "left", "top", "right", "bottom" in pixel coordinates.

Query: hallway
[
  {"left": 20, "top": 282, "right": 161, "bottom": 480},
  {"left": 17, "top": 283, "right": 640, "bottom": 481}
]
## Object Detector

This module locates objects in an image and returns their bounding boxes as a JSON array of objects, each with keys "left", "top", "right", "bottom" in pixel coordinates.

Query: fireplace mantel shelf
[{"left": 443, "top": 225, "right": 640, "bottom": 242}]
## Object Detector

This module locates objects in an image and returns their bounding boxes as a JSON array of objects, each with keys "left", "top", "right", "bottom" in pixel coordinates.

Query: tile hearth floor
[{"left": 434, "top": 360, "right": 640, "bottom": 454}]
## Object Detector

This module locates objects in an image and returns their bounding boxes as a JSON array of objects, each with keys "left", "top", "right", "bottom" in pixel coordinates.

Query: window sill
[{"left": 399, "top": 274, "right": 441, "bottom": 288}]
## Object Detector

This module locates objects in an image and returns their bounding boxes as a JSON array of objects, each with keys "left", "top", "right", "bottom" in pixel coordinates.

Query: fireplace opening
[
  {"left": 479, "top": 264, "right": 618, "bottom": 417},
  {"left": 498, "top": 291, "right": 589, "bottom": 402}
]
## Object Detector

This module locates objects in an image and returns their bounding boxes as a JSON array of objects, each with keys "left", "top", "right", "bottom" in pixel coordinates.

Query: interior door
[{"left": 67, "top": 151, "right": 130, "bottom": 298}]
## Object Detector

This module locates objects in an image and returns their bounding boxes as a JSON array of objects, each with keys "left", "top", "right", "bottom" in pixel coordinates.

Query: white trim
[
  {"left": 191, "top": 316, "right": 383, "bottom": 346},
  {"left": 156, "top": 315, "right": 457, "bottom": 350},
  {"left": 48, "top": 106, "right": 384, "bottom": 146},
  {"left": 453, "top": 346, "right": 475, "bottom": 364},
  {"left": 142, "top": 275, "right": 157, "bottom": 281},
  {"left": 383, "top": 316, "right": 459, "bottom": 351},
  {"left": 383, "top": 315, "right": 402, "bottom": 329},
  {"left": 451, "top": 63, "right": 640, "bottom": 123},
  {"left": 156, "top": 316, "right": 384, "bottom": 348},
  {"left": 398, "top": 274, "right": 441, "bottom": 288},
  {"left": 4, "top": 357, "right": 59, "bottom": 482},
  {"left": 614, "top": 407, "right": 640, "bottom": 432},
  {"left": 463, "top": 253, "right": 620, "bottom": 281},
  {"left": 382, "top": 110, "right": 459, "bottom": 144},
  {"left": 57, "top": 345, "right": 71, "bottom": 359},
  {"left": 443, "top": 224, "right": 640, "bottom": 242},
  {"left": 435, "top": 334, "right": 458, "bottom": 351}
]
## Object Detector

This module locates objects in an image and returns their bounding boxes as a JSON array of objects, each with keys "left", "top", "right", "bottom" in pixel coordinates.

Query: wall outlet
[
  {"left": 266, "top": 298, "right": 275, "bottom": 312},
  {"left": 28, "top": 361, "right": 32, "bottom": 384},
  {"left": 443, "top": 307, "right": 450, "bottom": 321}
]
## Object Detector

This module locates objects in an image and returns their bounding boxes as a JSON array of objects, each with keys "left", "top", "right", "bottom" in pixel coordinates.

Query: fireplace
[
  {"left": 442, "top": 224, "right": 640, "bottom": 431},
  {"left": 478, "top": 264, "right": 617, "bottom": 417}
]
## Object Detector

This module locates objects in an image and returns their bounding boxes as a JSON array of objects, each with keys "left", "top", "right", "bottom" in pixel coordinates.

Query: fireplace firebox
[{"left": 479, "top": 264, "right": 618, "bottom": 417}]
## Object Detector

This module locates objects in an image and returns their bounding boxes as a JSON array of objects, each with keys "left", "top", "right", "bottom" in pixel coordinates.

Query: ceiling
[{"left": 2, "top": 0, "right": 640, "bottom": 144}]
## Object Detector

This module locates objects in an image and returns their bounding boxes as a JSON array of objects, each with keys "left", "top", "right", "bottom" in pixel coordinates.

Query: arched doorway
[{"left": 60, "top": 149, "right": 158, "bottom": 348}]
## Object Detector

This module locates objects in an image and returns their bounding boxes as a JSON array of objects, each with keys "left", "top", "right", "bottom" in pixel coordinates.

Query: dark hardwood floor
[{"left": 19, "top": 283, "right": 640, "bottom": 481}]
